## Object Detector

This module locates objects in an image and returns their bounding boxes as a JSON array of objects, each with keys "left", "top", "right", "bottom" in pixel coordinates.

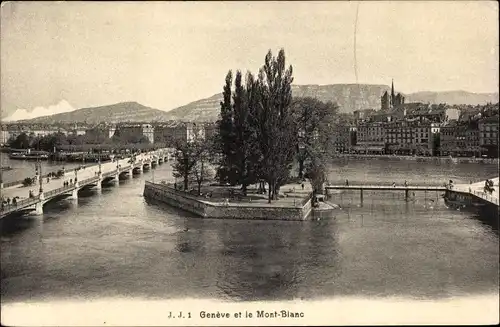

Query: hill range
[{"left": 7, "top": 84, "right": 499, "bottom": 124}]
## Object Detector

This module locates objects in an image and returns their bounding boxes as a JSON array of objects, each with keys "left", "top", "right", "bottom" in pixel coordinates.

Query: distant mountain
[
  {"left": 14, "top": 102, "right": 173, "bottom": 124},
  {"left": 165, "top": 84, "right": 499, "bottom": 122},
  {"left": 405, "top": 91, "right": 499, "bottom": 106},
  {"left": 10, "top": 85, "right": 498, "bottom": 124},
  {"left": 164, "top": 84, "right": 394, "bottom": 122}
]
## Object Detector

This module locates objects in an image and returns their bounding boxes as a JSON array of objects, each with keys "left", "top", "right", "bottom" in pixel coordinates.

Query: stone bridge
[{"left": 0, "top": 149, "right": 173, "bottom": 219}]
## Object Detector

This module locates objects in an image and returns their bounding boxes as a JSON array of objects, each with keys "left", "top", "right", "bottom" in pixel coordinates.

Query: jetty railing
[{"left": 471, "top": 190, "right": 499, "bottom": 205}]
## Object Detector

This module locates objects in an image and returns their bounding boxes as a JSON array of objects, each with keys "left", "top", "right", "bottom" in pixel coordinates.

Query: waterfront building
[
  {"left": 384, "top": 120, "right": 432, "bottom": 155},
  {"left": 85, "top": 125, "right": 116, "bottom": 141},
  {"left": 479, "top": 115, "right": 499, "bottom": 158},
  {"left": 154, "top": 121, "right": 205, "bottom": 146},
  {"left": 439, "top": 120, "right": 481, "bottom": 157},
  {"left": 465, "top": 126, "right": 482, "bottom": 157},
  {"left": 354, "top": 122, "right": 386, "bottom": 154},
  {"left": 330, "top": 124, "right": 351, "bottom": 153},
  {"left": 1, "top": 126, "right": 11, "bottom": 146},
  {"left": 440, "top": 121, "right": 458, "bottom": 156},
  {"left": 116, "top": 123, "right": 155, "bottom": 144}
]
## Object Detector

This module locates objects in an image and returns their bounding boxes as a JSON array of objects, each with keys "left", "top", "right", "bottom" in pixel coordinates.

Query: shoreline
[{"left": 331, "top": 154, "right": 499, "bottom": 164}]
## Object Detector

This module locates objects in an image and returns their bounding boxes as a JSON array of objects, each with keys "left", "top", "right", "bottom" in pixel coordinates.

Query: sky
[{"left": 1, "top": 1, "right": 498, "bottom": 120}]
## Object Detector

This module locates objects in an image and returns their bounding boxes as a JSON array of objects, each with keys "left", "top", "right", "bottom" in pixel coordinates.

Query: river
[{"left": 1, "top": 157, "right": 498, "bottom": 306}]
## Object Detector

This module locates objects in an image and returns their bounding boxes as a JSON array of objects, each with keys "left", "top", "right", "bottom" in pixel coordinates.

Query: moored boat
[{"left": 9, "top": 152, "right": 49, "bottom": 160}]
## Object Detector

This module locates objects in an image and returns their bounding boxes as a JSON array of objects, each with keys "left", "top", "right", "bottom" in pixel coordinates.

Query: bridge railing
[
  {"left": 102, "top": 171, "right": 117, "bottom": 178},
  {"left": 1, "top": 197, "right": 39, "bottom": 215},
  {"left": 1, "top": 169, "right": 66, "bottom": 189},
  {"left": 79, "top": 176, "right": 99, "bottom": 185},
  {"left": 44, "top": 184, "right": 75, "bottom": 198},
  {"left": 1, "top": 149, "right": 166, "bottom": 190}
]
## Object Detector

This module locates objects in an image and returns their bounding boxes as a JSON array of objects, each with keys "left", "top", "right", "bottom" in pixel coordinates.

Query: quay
[
  {"left": 0, "top": 149, "right": 172, "bottom": 219},
  {"left": 144, "top": 181, "right": 314, "bottom": 221}
]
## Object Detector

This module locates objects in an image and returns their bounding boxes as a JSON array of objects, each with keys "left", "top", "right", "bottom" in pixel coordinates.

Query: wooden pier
[{"left": 324, "top": 184, "right": 446, "bottom": 201}]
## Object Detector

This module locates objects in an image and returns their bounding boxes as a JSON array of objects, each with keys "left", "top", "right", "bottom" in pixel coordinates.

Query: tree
[
  {"left": 291, "top": 97, "right": 338, "bottom": 178},
  {"left": 216, "top": 71, "right": 238, "bottom": 185},
  {"left": 306, "top": 154, "right": 327, "bottom": 196},
  {"left": 172, "top": 139, "right": 205, "bottom": 191},
  {"left": 9, "top": 133, "right": 32, "bottom": 149},
  {"left": 253, "top": 49, "right": 296, "bottom": 203},
  {"left": 191, "top": 150, "right": 214, "bottom": 196}
]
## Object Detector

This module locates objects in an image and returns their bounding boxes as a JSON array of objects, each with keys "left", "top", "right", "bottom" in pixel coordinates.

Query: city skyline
[{"left": 1, "top": 1, "right": 498, "bottom": 119}]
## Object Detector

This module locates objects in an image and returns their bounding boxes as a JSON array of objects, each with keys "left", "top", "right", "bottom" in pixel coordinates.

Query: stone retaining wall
[
  {"left": 144, "top": 181, "right": 312, "bottom": 221},
  {"left": 334, "top": 154, "right": 499, "bottom": 165}
]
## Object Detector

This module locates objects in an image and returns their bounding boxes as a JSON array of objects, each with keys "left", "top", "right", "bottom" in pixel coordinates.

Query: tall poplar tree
[
  {"left": 254, "top": 49, "right": 296, "bottom": 203},
  {"left": 216, "top": 70, "right": 237, "bottom": 184}
]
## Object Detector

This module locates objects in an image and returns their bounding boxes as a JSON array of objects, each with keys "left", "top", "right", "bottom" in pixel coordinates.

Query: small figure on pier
[
  {"left": 392, "top": 182, "right": 396, "bottom": 187},
  {"left": 404, "top": 180, "right": 408, "bottom": 187},
  {"left": 301, "top": 183, "right": 304, "bottom": 190},
  {"left": 70, "top": 179, "right": 73, "bottom": 184},
  {"left": 345, "top": 179, "right": 349, "bottom": 186}
]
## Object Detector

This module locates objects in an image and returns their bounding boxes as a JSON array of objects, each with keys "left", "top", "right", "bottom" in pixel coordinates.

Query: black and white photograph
[{"left": 1, "top": 1, "right": 498, "bottom": 325}]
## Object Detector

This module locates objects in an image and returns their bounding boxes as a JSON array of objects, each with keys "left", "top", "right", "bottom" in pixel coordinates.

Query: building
[
  {"left": 440, "top": 121, "right": 458, "bottom": 156},
  {"left": 115, "top": 123, "right": 154, "bottom": 144},
  {"left": 154, "top": 121, "right": 205, "bottom": 146},
  {"left": 330, "top": 124, "right": 352, "bottom": 153},
  {"left": 0, "top": 127, "right": 10, "bottom": 146},
  {"left": 353, "top": 109, "right": 377, "bottom": 122},
  {"left": 384, "top": 121, "right": 432, "bottom": 155},
  {"left": 85, "top": 125, "right": 116, "bottom": 142},
  {"left": 381, "top": 80, "right": 405, "bottom": 110},
  {"left": 479, "top": 115, "right": 499, "bottom": 157},
  {"left": 354, "top": 122, "right": 386, "bottom": 154},
  {"left": 405, "top": 104, "right": 460, "bottom": 124},
  {"left": 465, "top": 123, "right": 480, "bottom": 152}
]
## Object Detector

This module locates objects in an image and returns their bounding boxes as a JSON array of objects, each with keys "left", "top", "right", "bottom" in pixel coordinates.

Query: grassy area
[{"left": 160, "top": 181, "right": 313, "bottom": 207}]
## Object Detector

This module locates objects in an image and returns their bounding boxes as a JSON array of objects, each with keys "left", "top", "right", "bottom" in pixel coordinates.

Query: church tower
[{"left": 390, "top": 79, "right": 395, "bottom": 109}]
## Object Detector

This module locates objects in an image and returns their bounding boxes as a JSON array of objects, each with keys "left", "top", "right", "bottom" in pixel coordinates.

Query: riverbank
[{"left": 333, "top": 153, "right": 499, "bottom": 165}]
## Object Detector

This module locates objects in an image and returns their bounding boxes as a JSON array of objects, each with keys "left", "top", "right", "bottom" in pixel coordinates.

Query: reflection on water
[{"left": 1, "top": 159, "right": 498, "bottom": 303}]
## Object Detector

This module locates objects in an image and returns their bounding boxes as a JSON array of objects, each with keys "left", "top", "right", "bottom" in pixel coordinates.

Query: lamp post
[{"left": 37, "top": 159, "right": 43, "bottom": 194}]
